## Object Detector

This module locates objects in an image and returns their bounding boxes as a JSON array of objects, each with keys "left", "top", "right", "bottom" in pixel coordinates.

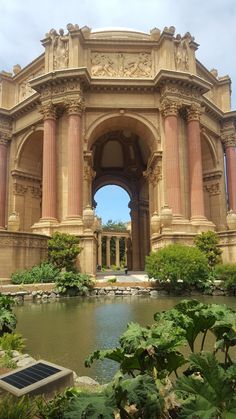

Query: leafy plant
[
  {"left": 0, "top": 294, "right": 16, "bottom": 336},
  {"left": 175, "top": 352, "right": 236, "bottom": 418},
  {"left": 194, "top": 230, "right": 222, "bottom": 267},
  {"left": 107, "top": 276, "right": 117, "bottom": 283},
  {"left": 0, "top": 395, "right": 36, "bottom": 419},
  {"left": 11, "top": 262, "right": 60, "bottom": 284},
  {"left": 214, "top": 263, "right": 236, "bottom": 293},
  {"left": 36, "top": 388, "right": 79, "bottom": 419},
  {"left": 48, "top": 232, "right": 81, "bottom": 272},
  {"left": 0, "top": 351, "right": 17, "bottom": 369},
  {"left": 55, "top": 271, "right": 94, "bottom": 295},
  {"left": 145, "top": 244, "right": 210, "bottom": 292},
  {"left": 0, "top": 332, "right": 25, "bottom": 352}
]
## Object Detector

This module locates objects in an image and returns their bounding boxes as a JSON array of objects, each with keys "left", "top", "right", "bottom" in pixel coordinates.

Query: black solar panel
[{"left": 0, "top": 362, "right": 61, "bottom": 389}]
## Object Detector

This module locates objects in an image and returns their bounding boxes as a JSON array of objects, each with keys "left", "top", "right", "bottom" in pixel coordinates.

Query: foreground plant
[{"left": 0, "top": 294, "right": 16, "bottom": 336}]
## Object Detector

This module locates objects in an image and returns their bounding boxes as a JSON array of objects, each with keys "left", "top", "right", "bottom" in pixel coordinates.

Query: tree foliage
[
  {"left": 102, "top": 219, "right": 127, "bottom": 232},
  {"left": 0, "top": 294, "right": 16, "bottom": 337},
  {"left": 194, "top": 230, "right": 222, "bottom": 267},
  {"left": 48, "top": 232, "right": 81, "bottom": 272}
]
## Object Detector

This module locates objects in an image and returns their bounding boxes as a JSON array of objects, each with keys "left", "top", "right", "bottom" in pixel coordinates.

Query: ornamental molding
[
  {"left": 204, "top": 182, "right": 220, "bottom": 196},
  {"left": 0, "top": 236, "right": 47, "bottom": 248},
  {"left": 160, "top": 82, "right": 201, "bottom": 104},
  {"left": 160, "top": 98, "right": 182, "bottom": 117},
  {"left": 38, "top": 102, "right": 57, "bottom": 119},
  {"left": 11, "top": 169, "right": 41, "bottom": 183},
  {"left": 13, "top": 182, "right": 41, "bottom": 198},
  {"left": 221, "top": 133, "right": 236, "bottom": 148},
  {"left": 39, "top": 79, "right": 82, "bottom": 101},
  {"left": 91, "top": 52, "right": 152, "bottom": 78},
  {"left": 65, "top": 96, "right": 85, "bottom": 115},
  {"left": 144, "top": 151, "right": 162, "bottom": 184},
  {"left": 186, "top": 103, "right": 202, "bottom": 122},
  {"left": 203, "top": 170, "right": 222, "bottom": 182}
]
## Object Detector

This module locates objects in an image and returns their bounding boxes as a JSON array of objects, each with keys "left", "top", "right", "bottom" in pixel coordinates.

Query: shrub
[
  {"left": 48, "top": 232, "right": 81, "bottom": 271},
  {"left": 0, "top": 294, "right": 16, "bottom": 336},
  {"left": 0, "top": 395, "right": 36, "bottom": 419},
  {"left": 11, "top": 262, "right": 60, "bottom": 284},
  {"left": 0, "top": 333, "right": 25, "bottom": 352},
  {"left": 214, "top": 263, "right": 236, "bottom": 292},
  {"left": 55, "top": 272, "right": 94, "bottom": 295},
  {"left": 145, "top": 244, "right": 210, "bottom": 291},
  {"left": 194, "top": 230, "right": 222, "bottom": 267}
]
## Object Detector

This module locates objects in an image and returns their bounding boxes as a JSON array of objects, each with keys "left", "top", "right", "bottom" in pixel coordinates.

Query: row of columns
[
  {"left": 40, "top": 98, "right": 84, "bottom": 222},
  {"left": 161, "top": 101, "right": 208, "bottom": 220},
  {"left": 97, "top": 234, "right": 128, "bottom": 268}
]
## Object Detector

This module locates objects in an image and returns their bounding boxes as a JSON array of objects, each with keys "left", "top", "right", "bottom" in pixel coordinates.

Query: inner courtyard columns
[
  {"left": 66, "top": 99, "right": 84, "bottom": 219},
  {"left": 186, "top": 104, "right": 206, "bottom": 220},
  {"left": 106, "top": 236, "right": 111, "bottom": 267},
  {"left": 161, "top": 100, "right": 182, "bottom": 217},
  {"left": 40, "top": 103, "right": 57, "bottom": 221},
  {"left": 0, "top": 137, "right": 8, "bottom": 229}
]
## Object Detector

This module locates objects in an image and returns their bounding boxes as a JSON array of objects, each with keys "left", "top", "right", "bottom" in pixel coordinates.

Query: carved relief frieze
[
  {"left": 91, "top": 52, "right": 152, "bottom": 78},
  {"left": 19, "top": 68, "right": 44, "bottom": 102},
  {"left": 40, "top": 80, "right": 81, "bottom": 102},
  {"left": 13, "top": 182, "right": 41, "bottom": 198},
  {"left": 160, "top": 83, "right": 201, "bottom": 104},
  {"left": 0, "top": 235, "right": 47, "bottom": 248},
  {"left": 13, "top": 183, "right": 28, "bottom": 196}
]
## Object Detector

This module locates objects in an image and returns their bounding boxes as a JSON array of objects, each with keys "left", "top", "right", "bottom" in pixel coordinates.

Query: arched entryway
[{"left": 88, "top": 115, "right": 155, "bottom": 271}]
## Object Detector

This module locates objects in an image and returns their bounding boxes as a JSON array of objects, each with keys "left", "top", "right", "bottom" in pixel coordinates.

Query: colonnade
[{"left": 97, "top": 232, "right": 130, "bottom": 268}]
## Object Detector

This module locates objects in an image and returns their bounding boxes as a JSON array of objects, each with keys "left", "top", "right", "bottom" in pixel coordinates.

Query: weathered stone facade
[{"left": 0, "top": 24, "right": 236, "bottom": 278}]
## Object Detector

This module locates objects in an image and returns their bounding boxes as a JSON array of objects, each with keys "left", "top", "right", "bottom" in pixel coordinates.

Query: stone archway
[{"left": 88, "top": 118, "right": 154, "bottom": 271}]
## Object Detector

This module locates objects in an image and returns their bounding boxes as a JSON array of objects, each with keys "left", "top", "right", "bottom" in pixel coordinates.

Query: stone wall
[{"left": 0, "top": 231, "right": 48, "bottom": 280}]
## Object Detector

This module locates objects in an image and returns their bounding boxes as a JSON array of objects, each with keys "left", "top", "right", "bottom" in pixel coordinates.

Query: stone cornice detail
[
  {"left": 203, "top": 170, "right": 223, "bottom": 181},
  {"left": 144, "top": 151, "right": 162, "bottom": 183},
  {"left": 11, "top": 169, "right": 41, "bottom": 183}
]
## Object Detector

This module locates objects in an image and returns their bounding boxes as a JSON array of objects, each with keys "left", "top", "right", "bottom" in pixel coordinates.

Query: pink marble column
[
  {"left": 0, "top": 137, "right": 8, "bottom": 229},
  {"left": 41, "top": 104, "right": 57, "bottom": 220},
  {"left": 223, "top": 135, "right": 236, "bottom": 212},
  {"left": 129, "top": 199, "right": 140, "bottom": 271},
  {"left": 187, "top": 105, "right": 205, "bottom": 219},
  {"left": 66, "top": 100, "right": 84, "bottom": 218},
  {"left": 161, "top": 101, "right": 182, "bottom": 217}
]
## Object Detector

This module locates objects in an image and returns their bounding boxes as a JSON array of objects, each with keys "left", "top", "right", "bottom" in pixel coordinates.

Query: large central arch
[{"left": 88, "top": 114, "right": 157, "bottom": 270}]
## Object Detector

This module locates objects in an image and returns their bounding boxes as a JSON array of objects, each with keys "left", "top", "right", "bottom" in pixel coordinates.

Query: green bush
[
  {"left": 0, "top": 333, "right": 25, "bottom": 352},
  {"left": 48, "top": 232, "right": 81, "bottom": 272},
  {"left": 145, "top": 244, "right": 210, "bottom": 291},
  {"left": 215, "top": 263, "right": 236, "bottom": 292},
  {"left": 11, "top": 262, "right": 60, "bottom": 284},
  {"left": 0, "top": 294, "right": 16, "bottom": 336},
  {"left": 55, "top": 272, "right": 94, "bottom": 295},
  {"left": 0, "top": 395, "right": 36, "bottom": 419},
  {"left": 194, "top": 230, "right": 222, "bottom": 267}
]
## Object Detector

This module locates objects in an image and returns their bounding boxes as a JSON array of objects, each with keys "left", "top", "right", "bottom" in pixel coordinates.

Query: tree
[
  {"left": 194, "top": 230, "right": 222, "bottom": 268},
  {"left": 48, "top": 232, "right": 81, "bottom": 272},
  {"left": 102, "top": 219, "right": 127, "bottom": 232}
]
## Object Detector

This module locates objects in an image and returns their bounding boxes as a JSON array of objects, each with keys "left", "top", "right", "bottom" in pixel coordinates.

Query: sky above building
[{"left": 1, "top": 0, "right": 235, "bottom": 222}]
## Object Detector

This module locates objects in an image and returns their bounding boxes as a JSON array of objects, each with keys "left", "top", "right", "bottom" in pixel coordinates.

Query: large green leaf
[{"left": 64, "top": 392, "right": 115, "bottom": 418}]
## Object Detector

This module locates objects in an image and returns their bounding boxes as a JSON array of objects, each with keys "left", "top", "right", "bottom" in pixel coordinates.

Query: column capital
[
  {"left": 143, "top": 164, "right": 162, "bottom": 184},
  {"left": 186, "top": 103, "right": 202, "bottom": 122},
  {"left": 221, "top": 132, "right": 236, "bottom": 148},
  {"left": 160, "top": 99, "right": 181, "bottom": 118},
  {"left": 0, "top": 133, "right": 11, "bottom": 146},
  {"left": 65, "top": 97, "right": 85, "bottom": 115},
  {"left": 38, "top": 102, "right": 57, "bottom": 120}
]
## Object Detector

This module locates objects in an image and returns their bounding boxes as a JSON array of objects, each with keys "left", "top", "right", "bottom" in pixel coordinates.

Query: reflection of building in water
[{"left": 0, "top": 24, "right": 235, "bottom": 279}]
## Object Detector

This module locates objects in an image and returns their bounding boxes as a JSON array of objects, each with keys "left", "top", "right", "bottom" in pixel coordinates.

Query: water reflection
[{"left": 15, "top": 296, "right": 236, "bottom": 383}]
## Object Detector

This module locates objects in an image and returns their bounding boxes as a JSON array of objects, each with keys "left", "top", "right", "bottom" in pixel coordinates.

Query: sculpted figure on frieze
[{"left": 48, "top": 28, "right": 69, "bottom": 70}]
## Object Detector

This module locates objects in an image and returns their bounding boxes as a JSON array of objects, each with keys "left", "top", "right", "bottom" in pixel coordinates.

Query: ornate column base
[
  {"left": 60, "top": 217, "right": 84, "bottom": 235},
  {"left": 171, "top": 216, "right": 194, "bottom": 234},
  {"left": 31, "top": 218, "right": 59, "bottom": 236},
  {"left": 190, "top": 216, "right": 215, "bottom": 233}
]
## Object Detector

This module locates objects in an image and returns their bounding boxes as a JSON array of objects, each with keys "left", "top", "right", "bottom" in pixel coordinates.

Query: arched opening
[
  {"left": 90, "top": 121, "right": 153, "bottom": 271},
  {"left": 12, "top": 131, "right": 43, "bottom": 231},
  {"left": 94, "top": 185, "right": 131, "bottom": 270}
]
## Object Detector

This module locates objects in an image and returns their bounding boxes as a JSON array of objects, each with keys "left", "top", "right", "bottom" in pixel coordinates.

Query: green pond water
[{"left": 14, "top": 295, "right": 236, "bottom": 383}]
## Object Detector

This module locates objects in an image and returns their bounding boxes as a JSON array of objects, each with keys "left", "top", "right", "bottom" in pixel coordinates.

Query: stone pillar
[
  {"left": 66, "top": 99, "right": 84, "bottom": 218},
  {"left": 186, "top": 104, "right": 205, "bottom": 220},
  {"left": 161, "top": 100, "right": 182, "bottom": 217},
  {"left": 124, "top": 237, "right": 128, "bottom": 265},
  {"left": 129, "top": 200, "right": 140, "bottom": 271},
  {"left": 106, "top": 236, "right": 111, "bottom": 268},
  {"left": 0, "top": 137, "right": 8, "bottom": 229},
  {"left": 40, "top": 103, "right": 57, "bottom": 220},
  {"left": 222, "top": 133, "right": 236, "bottom": 212},
  {"left": 97, "top": 232, "right": 102, "bottom": 267},
  {"left": 115, "top": 236, "right": 120, "bottom": 267}
]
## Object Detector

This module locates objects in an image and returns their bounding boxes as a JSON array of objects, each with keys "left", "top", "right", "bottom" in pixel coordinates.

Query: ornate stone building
[{"left": 0, "top": 24, "right": 236, "bottom": 279}]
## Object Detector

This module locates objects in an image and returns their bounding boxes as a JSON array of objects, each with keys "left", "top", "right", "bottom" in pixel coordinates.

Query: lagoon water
[{"left": 15, "top": 296, "right": 236, "bottom": 383}]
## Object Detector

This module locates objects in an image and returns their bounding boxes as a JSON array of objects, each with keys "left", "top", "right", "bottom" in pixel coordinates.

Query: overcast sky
[{"left": 1, "top": 0, "right": 235, "bottom": 222}]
